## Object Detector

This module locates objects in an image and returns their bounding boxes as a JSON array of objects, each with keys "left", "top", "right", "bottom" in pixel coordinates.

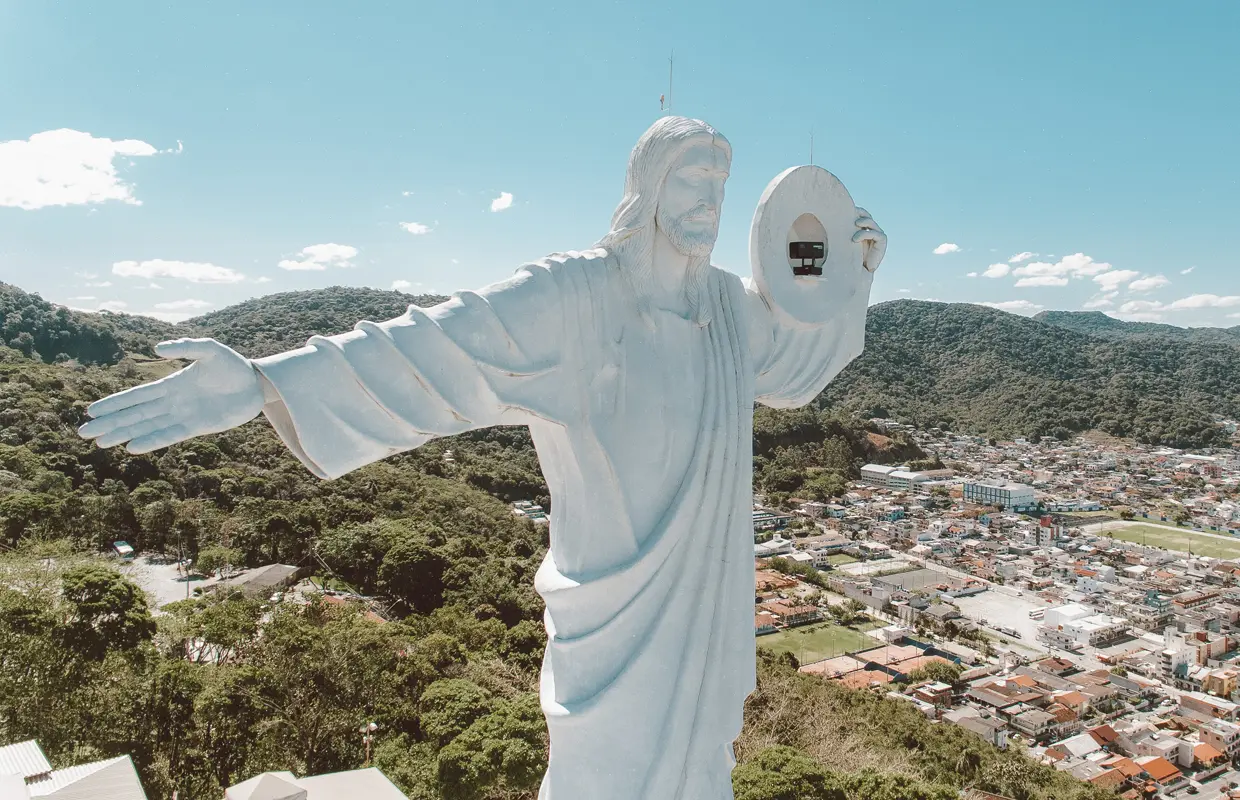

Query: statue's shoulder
[
  {"left": 516, "top": 247, "right": 617, "bottom": 298},
  {"left": 520, "top": 247, "right": 612, "bottom": 277}
]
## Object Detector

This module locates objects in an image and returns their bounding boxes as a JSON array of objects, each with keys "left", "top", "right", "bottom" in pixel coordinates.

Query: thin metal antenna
[
  {"left": 809, "top": 128, "right": 814, "bottom": 166},
  {"left": 669, "top": 52, "right": 675, "bottom": 115}
]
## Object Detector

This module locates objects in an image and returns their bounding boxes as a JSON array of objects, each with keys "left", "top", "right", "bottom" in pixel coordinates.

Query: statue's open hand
[
  {"left": 852, "top": 208, "right": 886, "bottom": 272},
  {"left": 78, "top": 338, "right": 264, "bottom": 454}
]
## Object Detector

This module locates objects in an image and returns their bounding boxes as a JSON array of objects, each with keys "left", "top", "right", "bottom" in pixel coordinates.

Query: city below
[{"left": 747, "top": 421, "right": 1240, "bottom": 800}]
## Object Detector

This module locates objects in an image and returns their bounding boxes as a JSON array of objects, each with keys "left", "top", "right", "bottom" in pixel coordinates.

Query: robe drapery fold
[{"left": 251, "top": 249, "right": 869, "bottom": 800}]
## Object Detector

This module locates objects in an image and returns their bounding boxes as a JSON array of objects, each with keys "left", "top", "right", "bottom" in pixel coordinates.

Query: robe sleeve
[
  {"left": 745, "top": 270, "right": 873, "bottom": 409},
  {"left": 251, "top": 263, "right": 565, "bottom": 479}
]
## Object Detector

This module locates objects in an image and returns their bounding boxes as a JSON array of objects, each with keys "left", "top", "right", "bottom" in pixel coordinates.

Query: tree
[
  {"left": 435, "top": 693, "right": 548, "bottom": 800},
  {"left": 380, "top": 534, "right": 447, "bottom": 613},
  {"left": 906, "top": 660, "right": 963, "bottom": 688},
  {"left": 59, "top": 563, "right": 154, "bottom": 658},
  {"left": 195, "top": 546, "right": 242, "bottom": 578},
  {"left": 418, "top": 679, "right": 493, "bottom": 747},
  {"left": 732, "top": 746, "right": 845, "bottom": 800}
]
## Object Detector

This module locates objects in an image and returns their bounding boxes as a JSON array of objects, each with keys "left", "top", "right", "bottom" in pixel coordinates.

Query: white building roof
[
  {"left": 0, "top": 742, "right": 51, "bottom": 782},
  {"left": 27, "top": 755, "right": 146, "bottom": 800},
  {"left": 861, "top": 464, "right": 898, "bottom": 475},
  {"left": 227, "top": 769, "right": 405, "bottom": 800}
]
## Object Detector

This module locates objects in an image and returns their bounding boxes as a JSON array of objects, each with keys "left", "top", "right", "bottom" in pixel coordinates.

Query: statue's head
[{"left": 598, "top": 116, "right": 732, "bottom": 325}]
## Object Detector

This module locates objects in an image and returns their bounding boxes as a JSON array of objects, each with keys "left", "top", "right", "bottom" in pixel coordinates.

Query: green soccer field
[
  {"left": 1104, "top": 524, "right": 1240, "bottom": 559},
  {"left": 757, "top": 620, "right": 880, "bottom": 664}
]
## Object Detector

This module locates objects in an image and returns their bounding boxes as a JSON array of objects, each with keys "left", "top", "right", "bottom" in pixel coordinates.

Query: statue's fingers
[
  {"left": 79, "top": 398, "right": 168, "bottom": 439},
  {"left": 86, "top": 382, "right": 168, "bottom": 419},
  {"left": 855, "top": 216, "right": 879, "bottom": 231},
  {"left": 95, "top": 414, "right": 176, "bottom": 449},
  {"left": 855, "top": 207, "right": 870, "bottom": 218},
  {"left": 853, "top": 230, "right": 884, "bottom": 244},
  {"left": 155, "top": 338, "right": 220, "bottom": 361},
  {"left": 126, "top": 423, "right": 192, "bottom": 455}
]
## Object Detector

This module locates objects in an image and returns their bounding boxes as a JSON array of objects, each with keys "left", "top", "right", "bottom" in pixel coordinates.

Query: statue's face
[{"left": 656, "top": 141, "right": 729, "bottom": 258}]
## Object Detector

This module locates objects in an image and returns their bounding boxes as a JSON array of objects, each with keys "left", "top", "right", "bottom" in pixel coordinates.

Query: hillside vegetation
[
  {"left": 820, "top": 300, "right": 1240, "bottom": 448},
  {"left": 1035, "top": 309, "right": 1240, "bottom": 344}
]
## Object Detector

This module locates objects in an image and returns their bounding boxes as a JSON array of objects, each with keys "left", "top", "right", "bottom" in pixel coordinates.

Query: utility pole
[{"left": 359, "top": 721, "right": 378, "bottom": 767}]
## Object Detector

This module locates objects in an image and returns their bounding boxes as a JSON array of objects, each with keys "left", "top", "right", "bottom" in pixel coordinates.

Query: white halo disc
[{"left": 749, "top": 165, "right": 861, "bottom": 328}]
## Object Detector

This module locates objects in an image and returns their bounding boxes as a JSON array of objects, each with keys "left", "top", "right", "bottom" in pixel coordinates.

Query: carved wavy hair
[{"left": 596, "top": 116, "right": 732, "bottom": 327}]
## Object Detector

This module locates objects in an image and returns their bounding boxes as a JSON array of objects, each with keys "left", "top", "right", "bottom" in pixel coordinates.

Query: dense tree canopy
[{"left": 821, "top": 300, "right": 1240, "bottom": 448}]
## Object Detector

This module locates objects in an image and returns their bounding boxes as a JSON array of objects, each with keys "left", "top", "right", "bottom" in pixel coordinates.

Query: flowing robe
[{"left": 252, "top": 247, "right": 870, "bottom": 800}]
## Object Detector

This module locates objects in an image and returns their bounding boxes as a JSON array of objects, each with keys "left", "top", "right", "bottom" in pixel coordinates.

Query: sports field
[
  {"left": 757, "top": 620, "right": 879, "bottom": 663},
  {"left": 1104, "top": 524, "right": 1240, "bottom": 559}
]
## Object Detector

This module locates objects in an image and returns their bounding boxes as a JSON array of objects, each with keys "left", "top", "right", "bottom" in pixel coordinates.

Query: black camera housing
[{"left": 789, "top": 241, "right": 825, "bottom": 276}]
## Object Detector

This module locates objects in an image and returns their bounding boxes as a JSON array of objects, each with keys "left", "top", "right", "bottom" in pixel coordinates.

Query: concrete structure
[
  {"left": 963, "top": 481, "right": 1037, "bottom": 510},
  {"left": 78, "top": 116, "right": 886, "bottom": 799},
  {"left": 1038, "top": 603, "right": 1128, "bottom": 650}
]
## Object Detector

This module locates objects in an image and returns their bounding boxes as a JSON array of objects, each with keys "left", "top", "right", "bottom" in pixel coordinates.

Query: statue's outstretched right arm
[{"left": 79, "top": 262, "right": 566, "bottom": 479}]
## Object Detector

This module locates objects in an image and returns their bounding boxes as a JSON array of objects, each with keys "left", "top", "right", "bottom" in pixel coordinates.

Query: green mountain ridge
[
  {"left": 820, "top": 300, "right": 1240, "bottom": 448},
  {"left": 6, "top": 283, "right": 1239, "bottom": 448},
  {"left": 1034, "top": 308, "right": 1240, "bottom": 343}
]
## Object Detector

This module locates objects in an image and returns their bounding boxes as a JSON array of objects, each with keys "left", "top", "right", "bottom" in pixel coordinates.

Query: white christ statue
[{"left": 79, "top": 116, "right": 884, "bottom": 800}]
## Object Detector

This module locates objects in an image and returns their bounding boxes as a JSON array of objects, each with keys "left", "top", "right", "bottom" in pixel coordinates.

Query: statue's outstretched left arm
[
  {"left": 81, "top": 262, "right": 567, "bottom": 479},
  {"left": 747, "top": 209, "right": 884, "bottom": 409}
]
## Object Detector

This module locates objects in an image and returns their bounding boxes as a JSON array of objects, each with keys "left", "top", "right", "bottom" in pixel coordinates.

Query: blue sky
[{"left": 2, "top": 1, "right": 1238, "bottom": 325}]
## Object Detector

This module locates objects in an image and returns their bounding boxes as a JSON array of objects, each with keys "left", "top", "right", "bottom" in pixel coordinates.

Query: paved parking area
[{"left": 120, "top": 555, "right": 219, "bottom": 608}]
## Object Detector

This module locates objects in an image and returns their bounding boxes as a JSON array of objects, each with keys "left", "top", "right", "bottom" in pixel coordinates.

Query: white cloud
[
  {"left": 67, "top": 295, "right": 96, "bottom": 301},
  {"left": 255, "top": 276, "right": 272, "bottom": 284},
  {"left": 153, "top": 299, "right": 212, "bottom": 311},
  {"left": 278, "top": 243, "right": 358, "bottom": 271},
  {"left": 1092, "top": 269, "right": 1140, "bottom": 291},
  {"left": 1113, "top": 294, "right": 1240, "bottom": 319},
  {"left": 1012, "top": 253, "right": 1113, "bottom": 283},
  {"left": 85, "top": 280, "right": 113, "bottom": 288},
  {"left": 1014, "top": 275, "right": 1069, "bottom": 288},
  {"left": 966, "top": 272, "right": 978, "bottom": 278},
  {"left": 401, "top": 190, "right": 413, "bottom": 197},
  {"left": 933, "top": 243, "right": 960, "bottom": 255},
  {"left": 490, "top": 191, "right": 514, "bottom": 212},
  {"left": 1008, "top": 252, "right": 1037, "bottom": 263},
  {"left": 1127, "top": 274, "right": 1170, "bottom": 293},
  {"left": 0, "top": 129, "right": 173, "bottom": 210},
  {"left": 982, "top": 263, "right": 1011, "bottom": 279},
  {"left": 1181, "top": 266, "right": 1196, "bottom": 275},
  {"left": 97, "top": 300, "right": 128, "bottom": 312},
  {"left": 1083, "top": 292, "right": 1118, "bottom": 309},
  {"left": 113, "top": 259, "right": 245, "bottom": 284},
  {"left": 392, "top": 279, "right": 422, "bottom": 291},
  {"left": 897, "top": 288, "right": 911, "bottom": 294},
  {"left": 1167, "top": 294, "right": 1240, "bottom": 310},
  {"left": 399, "top": 221, "right": 432, "bottom": 235},
  {"left": 978, "top": 300, "right": 1043, "bottom": 314}
]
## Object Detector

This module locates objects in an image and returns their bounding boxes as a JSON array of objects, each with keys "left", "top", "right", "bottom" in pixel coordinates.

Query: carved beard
[{"left": 657, "top": 204, "right": 718, "bottom": 258}]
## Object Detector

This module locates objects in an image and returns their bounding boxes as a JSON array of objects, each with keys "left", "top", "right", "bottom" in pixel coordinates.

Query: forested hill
[
  {"left": 5, "top": 283, "right": 1240, "bottom": 447},
  {"left": 1034, "top": 309, "right": 1240, "bottom": 344},
  {"left": 186, "top": 286, "right": 449, "bottom": 358},
  {"left": 818, "top": 300, "right": 1240, "bottom": 449}
]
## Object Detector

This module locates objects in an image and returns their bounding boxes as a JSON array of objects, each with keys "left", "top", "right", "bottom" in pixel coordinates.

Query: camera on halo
[{"left": 788, "top": 241, "right": 825, "bottom": 276}]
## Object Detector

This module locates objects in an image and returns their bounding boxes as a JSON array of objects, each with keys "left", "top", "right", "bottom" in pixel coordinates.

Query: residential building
[
  {"left": 225, "top": 768, "right": 406, "bottom": 800},
  {"left": 1200, "top": 719, "right": 1240, "bottom": 759},
  {"left": 1038, "top": 604, "right": 1128, "bottom": 650},
  {"left": 0, "top": 739, "right": 147, "bottom": 799}
]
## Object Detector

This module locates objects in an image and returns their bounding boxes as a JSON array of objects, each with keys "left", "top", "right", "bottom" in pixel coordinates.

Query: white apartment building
[
  {"left": 859, "top": 464, "right": 936, "bottom": 491},
  {"left": 963, "top": 480, "right": 1037, "bottom": 510},
  {"left": 1038, "top": 603, "right": 1128, "bottom": 650},
  {"left": 1202, "top": 719, "right": 1240, "bottom": 758}
]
